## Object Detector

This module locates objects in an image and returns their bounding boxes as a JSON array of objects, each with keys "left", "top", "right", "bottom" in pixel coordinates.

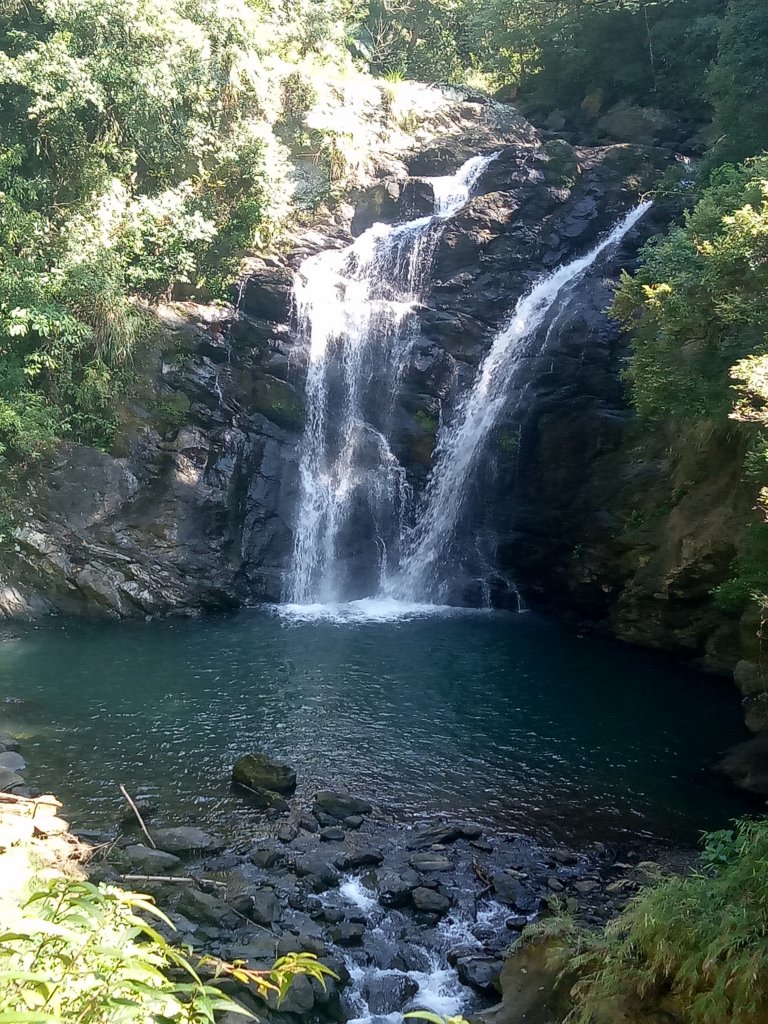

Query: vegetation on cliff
[{"left": 535, "top": 817, "right": 768, "bottom": 1024}]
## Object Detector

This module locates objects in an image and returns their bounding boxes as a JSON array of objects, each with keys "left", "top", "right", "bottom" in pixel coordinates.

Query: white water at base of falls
[
  {"left": 287, "top": 153, "right": 497, "bottom": 606},
  {"left": 390, "top": 200, "right": 653, "bottom": 603},
  {"left": 285, "top": 155, "right": 651, "bottom": 615}
]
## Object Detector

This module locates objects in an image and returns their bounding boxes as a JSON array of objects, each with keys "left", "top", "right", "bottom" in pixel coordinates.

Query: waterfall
[
  {"left": 392, "top": 201, "right": 652, "bottom": 602},
  {"left": 287, "top": 154, "right": 497, "bottom": 605}
]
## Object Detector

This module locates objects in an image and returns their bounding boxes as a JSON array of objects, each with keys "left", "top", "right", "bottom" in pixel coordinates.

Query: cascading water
[
  {"left": 287, "top": 154, "right": 496, "bottom": 605},
  {"left": 286, "top": 149, "right": 650, "bottom": 611},
  {"left": 391, "top": 200, "right": 652, "bottom": 603}
]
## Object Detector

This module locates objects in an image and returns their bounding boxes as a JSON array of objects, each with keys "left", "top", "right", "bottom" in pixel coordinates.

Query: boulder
[
  {"left": 456, "top": 956, "right": 502, "bottom": 993},
  {"left": 313, "top": 791, "right": 372, "bottom": 820},
  {"left": 0, "top": 767, "right": 26, "bottom": 792},
  {"left": 232, "top": 753, "right": 296, "bottom": 794},
  {"left": 250, "top": 888, "right": 282, "bottom": 926},
  {"left": 412, "top": 886, "right": 451, "bottom": 914},
  {"left": 291, "top": 853, "right": 339, "bottom": 889},
  {"left": 335, "top": 847, "right": 384, "bottom": 870},
  {"left": 329, "top": 922, "right": 365, "bottom": 946},
  {"left": 378, "top": 873, "right": 414, "bottom": 908},
  {"left": 0, "top": 733, "right": 21, "bottom": 752},
  {"left": 409, "top": 852, "right": 453, "bottom": 872},
  {"left": 177, "top": 888, "right": 233, "bottom": 925},
  {"left": 124, "top": 844, "right": 181, "bottom": 873},
  {"left": 249, "top": 844, "right": 283, "bottom": 869},
  {"left": 320, "top": 826, "right": 345, "bottom": 842},
  {"left": 493, "top": 873, "right": 542, "bottom": 913},
  {"left": 363, "top": 974, "right": 419, "bottom": 1014},
  {"left": 152, "top": 827, "right": 225, "bottom": 856},
  {"left": 717, "top": 733, "right": 768, "bottom": 795},
  {"left": 0, "top": 751, "right": 25, "bottom": 773},
  {"left": 277, "top": 822, "right": 298, "bottom": 843}
]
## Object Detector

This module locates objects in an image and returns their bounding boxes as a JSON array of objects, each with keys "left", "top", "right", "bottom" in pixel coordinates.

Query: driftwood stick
[
  {"left": 119, "top": 784, "right": 156, "bottom": 849},
  {"left": 120, "top": 874, "right": 227, "bottom": 889}
]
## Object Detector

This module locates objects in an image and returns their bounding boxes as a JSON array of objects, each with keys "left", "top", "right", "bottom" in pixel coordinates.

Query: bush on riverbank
[
  {"left": 535, "top": 817, "right": 768, "bottom": 1024},
  {"left": 0, "top": 874, "right": 333, "bottom": 1023}
]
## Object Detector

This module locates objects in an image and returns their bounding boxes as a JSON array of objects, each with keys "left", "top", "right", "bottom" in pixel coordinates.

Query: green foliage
[
  {"left": 535, "top": 818, "right": 768, "bottom": 1024},
  {"left": 0, "top": 877, "right": 335, "bottom": 1024},
  {"left": 710, "top": 0, "right": 768, "bottom": 164}
]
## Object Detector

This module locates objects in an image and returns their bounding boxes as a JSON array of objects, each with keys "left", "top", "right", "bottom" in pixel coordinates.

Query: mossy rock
[
  {"left": 252, "top": 375, "right": 305, "bottom": 431},
  {"left": 233, "top": 752, "right": 297, "bottom": 795},
  {"left": 543, "top": 140, "right": 579, "bottom": 187}
]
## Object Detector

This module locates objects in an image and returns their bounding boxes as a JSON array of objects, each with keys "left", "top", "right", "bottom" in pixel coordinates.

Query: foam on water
[{"left": 274, "top": 597, "right": 465, "bottom": 624}]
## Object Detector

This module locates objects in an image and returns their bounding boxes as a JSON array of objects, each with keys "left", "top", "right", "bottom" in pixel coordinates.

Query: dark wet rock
[
  {"left": 153, "top": 827, "right": 225, "bottom": 856},
  {"left": 313, "top": 791, "right": 372, "bottom": 820},
  {"left": 291, "top": 853, "right": 340, "bottom": 889},
  {"left": 0, "top": 750, "right": 25, "bottom": 773},
  {"left": 330, "top": 922, "right": 365, "bottom": 946},
  {"left": 412, "top": 886, "right": 451, "bottom": 914},
  {"left": 505, "top": 915, "right": 528, "bottom": 930},
  {"left": 405, "top": 822, "right": 481, "bottom": 849},
  {"left": 250, "top": 888, "right": 282, "bottom": 926},
  {"left": 547, "top": 877, "right": 564, "bottom": 892},
  {"left": 344, "top": 814, "right": 364, "bottom": 829},
  {"left": 377, "top": 873, "right": 414, "bottom": 908},
  {"left": 277, "top": 822, "right": 298, "bottom": 843},
  {"left": 409, "top": 852, "right": 453, "bottom": 872},
  {"left": 362, "top": 974, "right": 420, "bottom": 1014},
  {"left": 273, "top": 972, "right": 315, "bottom": 1015},
  {"left": 120, "top": 796, "right": 156, "bottom": 825},
  {"left": 0, "top": 767, "right": 26, "bottom": 792},
  {"left": 177, "top": 887, "right": 233, "bottom": 925},
  {"left": 335, "top": 847, "right": 384, "bottom": 870},
  {"left": 228, "top": 935, "right": 278, "bottom": 964},
  {"left": 321, "top": 907, "right": 344, "bottom": 924},
  {"left": 124, "top": 844, "right": 181, "bottom": 873},
  {"left": 249, "top": 844, "right": 283, "bottom": 869},
  {"left": 320, "top": 826, "right": 345, "bottom": 842},
  {"left": 237, "top": 786, "right": 289, "bottom": 812},
  {"left": 233, "top": 752, "right": 297, "bottom": 795},
  {"left": 0, "top": 733, "right": 21, "bottom": 752},
  {"left": 456, "top": 956, "right": 502, "bottom": 992},
  {"left": 573, "top": 879, "right": 600, "bottom": 895},
  {"left": 493, "top": 872, "right": 542, "bottom": 913},
  {"left": 717, "top": 733, "right": 768, "bottom": 795},
  {"left": 299, "top": 814, "right": 319, "bottom": 834},
  {"left": 549, "top": 849, "right": 578, "bottom": 866}
]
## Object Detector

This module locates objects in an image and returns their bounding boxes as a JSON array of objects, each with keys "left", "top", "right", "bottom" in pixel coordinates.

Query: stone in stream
[
  {"left": 0, "top": 751, "right": 25, "bottom": 773},
  {"left": 335, "top": 846, "right": 384, "bottom": 870},
  {"left": 0, "top": 733, "right": 20, "bottom": 752},
  {"left": 291, "top": 852, "right": 339, "bottom": 889},
  {"left": 0, "top": 767, "right": 26, "bottom": 792},
  {"left": 152, "top": 826, "right": 225, "bottom": 856},
  {"left": 249, "top": 843, "right": 283, "bottom": 869},
  {"left": 344, "top": 814, "right": 363, "bottom": 829},
  {"left": 277, "top": 822, "right": 298, "bottom": 843},
  {"left": 405, "top": 822, "right": 482, "bottom": 849},
  {"left": 362, "top": 974, "right": 419, "bottom": 1015},
  {"left": 312, "top": 791, "right": 372, "bottom": 820},
  {"left": 320, "top": 826, "right": 345, "bottom": 842},
  {"left": 409, "top": 851, "right": 453, "bottom": 872},
  {"left": 299, "top": 814, "right": 319, "bottom": 833},
  {"left": 329, "top": 921, "right": 365, "bottom": 946},
  {"left": 412, "top": 886, "right": 451, "bottom": 914},
  {"left": 124, "top": 844, "right": 181, "bottom": 873},
  {"left": 249, "top": 887, "right": 282, "bottom": 926},
  {"left": 177, "top": 887, "right": 234, "bottom": 925},
  {"left": 378, "top": 873, "right": 414, "bottom": 908},
  {"left": 493, "top": 872, "right": 542, "bottom": 913},
  {"left": 456, "top": 956, "right": 502, "bottom": 993},
  {"left": 232, "top": 752, "right": 297, "bottom": 794}
]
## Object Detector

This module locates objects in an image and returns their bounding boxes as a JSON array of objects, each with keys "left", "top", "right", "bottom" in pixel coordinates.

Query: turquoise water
[{"left": 0, "top": 607, "right": 751, "bottom": 844}]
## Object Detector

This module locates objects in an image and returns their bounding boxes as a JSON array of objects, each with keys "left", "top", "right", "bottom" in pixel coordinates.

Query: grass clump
[{"left": 534, "top": 818, "right": 768, "bottom": 1024}]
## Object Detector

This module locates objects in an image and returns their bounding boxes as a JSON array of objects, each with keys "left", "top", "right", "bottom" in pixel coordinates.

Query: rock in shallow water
[
  {"left": 313, "top": 791, "right": 372, "bottom": 820},
  {"left": 124, "top": 844, "right": 181, "bottom": 873},
  {"left": 153, "top": 827, "right": 224, "bottom": 856},
  {"left": 412, "top": 886, "right": 451, "bottom": 914},
  {"left": 0, "top": 751, "right": 25, "bottom": 773},
  {"left": 232, "top": 752, "right": 297, "bottom": 794},
  {"left": 362, "top": 974, "right": 419, "bottom": 1014}
]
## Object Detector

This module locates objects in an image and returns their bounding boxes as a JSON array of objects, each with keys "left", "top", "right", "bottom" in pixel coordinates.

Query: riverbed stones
[
  {"left": 335, "top": 846, "right": 384, "bottom": 870},
  {"left": 312, "top": 791, "right": 372, "bottom": 820},
  {"left": 456, "top": 956, "right": 502, "bottom": 992},
  {"left": 412, "top": 885, "right": 451, "bottom": 914},
  {"left": 277, "top": 822, "right": 298, "bottom": 843},
  {"left": 362, "top": 974, "right": 419, "bottom": 1014},
  {"left": 153, "top": 826, "right": 225, "bottom": 856},
  {"left": 250, "top": 887, "right": 282, "bottom": 926},
  {"left": 320, "top": 826, "right": 345, "bottom": 842},
  {"left": 410, "top": 851, "right": 453, "bottom": 872},
  {"left": 330, "top": 921, "right": 365, "bottom": 946},
  {"left": 177, "top": 887, "right": 233, "bottom": 925},
  {"left": 232, "top": 752, "right": 297, "bottom": 794},
  {"left": 249, "top": 843, "right": 282, "bottom": 868},
  {"left": 291, "top": 852, "right": 339, "bottom": 889},
  {"left": 124, "top": 843, "right": 181, "bottom": 873},
  {"left": 0, "top": 751, "right": 25, "bottom": 773},
  {"left": 0, "top": 733, "right": 21, "bottom": 752}
]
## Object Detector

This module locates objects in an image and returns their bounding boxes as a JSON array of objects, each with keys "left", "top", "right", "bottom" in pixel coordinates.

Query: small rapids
[{"left": 333, "top": 876, "right": 506, "bottom": 1024}]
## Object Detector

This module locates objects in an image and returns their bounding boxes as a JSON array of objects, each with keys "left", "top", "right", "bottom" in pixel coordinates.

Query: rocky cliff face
[{"left": 1, "top": 82, "right": 763, "bottom": 757}]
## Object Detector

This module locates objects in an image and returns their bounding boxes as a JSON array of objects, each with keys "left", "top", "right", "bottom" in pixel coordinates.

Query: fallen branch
[
  {"left": 119, "top": 874, "right": 226, "bottom": 887},
  {"left": 119, "top": 785, "right": 155, "bottom": 849}
]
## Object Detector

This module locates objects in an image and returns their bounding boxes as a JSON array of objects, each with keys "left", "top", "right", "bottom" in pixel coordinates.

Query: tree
[{"left": 710, "top": 0, "right": 768, "bottom": 163}]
